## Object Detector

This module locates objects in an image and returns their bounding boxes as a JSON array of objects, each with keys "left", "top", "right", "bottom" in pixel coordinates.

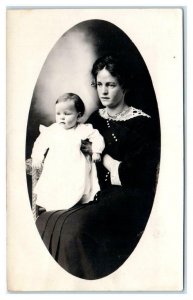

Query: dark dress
[{"left": 36, "top": 107, "right": 160, "bottom": 280}]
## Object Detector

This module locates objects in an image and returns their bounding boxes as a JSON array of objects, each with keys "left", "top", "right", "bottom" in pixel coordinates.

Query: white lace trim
[{"left": 99, "top": 106, "right": 151, "bottom": 121}]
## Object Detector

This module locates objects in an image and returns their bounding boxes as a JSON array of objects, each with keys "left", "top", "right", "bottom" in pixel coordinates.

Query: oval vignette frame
[{"left": 26, "top": 19, "right": 161, "bottom": 280}]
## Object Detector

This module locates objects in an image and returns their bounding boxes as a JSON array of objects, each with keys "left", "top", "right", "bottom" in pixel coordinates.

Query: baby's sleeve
[
  {"left": 83, "top": 123, "right": 105, "bottom": 154},
  {"left": 31, "top": 125, "right": 50, "bottom": 161}
]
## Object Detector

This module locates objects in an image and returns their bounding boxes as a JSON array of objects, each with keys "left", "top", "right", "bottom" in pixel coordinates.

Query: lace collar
[{"left": 99, "top": 106, "right": 151, "bottom": 121}]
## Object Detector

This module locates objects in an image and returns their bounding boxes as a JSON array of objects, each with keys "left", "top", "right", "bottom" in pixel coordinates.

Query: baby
[{"left": 31, "top": 93, "right": 105, "bottom": 210}]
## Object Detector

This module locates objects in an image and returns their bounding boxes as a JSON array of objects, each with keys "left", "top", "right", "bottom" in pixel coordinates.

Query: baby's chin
[
  {"left": 57, "top": 122, "right": 72, "bottom": 129},
  {"left": 58, "top": 122, "right": 66, "bottom": 128}
]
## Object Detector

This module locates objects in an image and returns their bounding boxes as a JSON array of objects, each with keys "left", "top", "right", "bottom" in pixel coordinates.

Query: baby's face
[{"left": 55, "top": 100, "right": 79, "bottom": 129}]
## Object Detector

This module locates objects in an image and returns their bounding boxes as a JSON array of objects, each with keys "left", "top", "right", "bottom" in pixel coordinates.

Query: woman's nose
[{"left": 102, "top": 85, "right": 108, "bottom": 95}]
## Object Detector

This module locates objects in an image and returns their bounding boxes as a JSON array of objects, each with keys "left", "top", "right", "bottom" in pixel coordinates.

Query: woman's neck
[{"left": 106, "top": 103, "right": 128, "bottom": 117}]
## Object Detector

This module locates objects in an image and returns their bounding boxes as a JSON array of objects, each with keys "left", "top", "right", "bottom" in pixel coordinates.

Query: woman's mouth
[{"left": 101, "top": 97, "right": 110, "bottom": 100}]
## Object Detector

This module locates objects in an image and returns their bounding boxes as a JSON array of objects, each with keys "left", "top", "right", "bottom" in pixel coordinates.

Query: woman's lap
[{"left": 35, "top": 186, "right": 154, "bottom": 279}]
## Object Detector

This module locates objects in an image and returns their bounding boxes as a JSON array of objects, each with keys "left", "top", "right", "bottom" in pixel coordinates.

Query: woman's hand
[
  {"left": 103, "top": 154, "right": 121, "bottom": 185},
  {"left": 81, "top": 139, "right": 93, "bottom": 156},
  {"left": 103, "top": 154, "right": 115, "bottom": 171}
]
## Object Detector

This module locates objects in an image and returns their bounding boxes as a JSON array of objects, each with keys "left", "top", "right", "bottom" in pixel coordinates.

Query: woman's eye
[
  {"left": 109, "top": 83, "right": 116, "bottom": 87},
  {"left": 97, "top": 82, "right": 102, "bottom": 87}
]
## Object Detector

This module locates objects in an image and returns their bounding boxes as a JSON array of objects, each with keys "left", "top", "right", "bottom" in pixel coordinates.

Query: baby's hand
[
  {"left": 32, "top": 158, "right": 43, "bottom": 169},
  {"left": 92, "top": 153, "right": 101, "bottom": 163}
]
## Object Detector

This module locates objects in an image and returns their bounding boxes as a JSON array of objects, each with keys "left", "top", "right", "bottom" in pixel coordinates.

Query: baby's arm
[
  {"left": 31, "top": 125, "right": 50, "bottom": 169},
  {"left": 84, "top": 124, "right": 105, "bottom": 162}
]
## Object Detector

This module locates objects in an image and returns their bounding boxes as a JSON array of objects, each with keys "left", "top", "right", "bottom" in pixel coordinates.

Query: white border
[{"left": 1, "top": 0, "right": 193, "bottom": 299}]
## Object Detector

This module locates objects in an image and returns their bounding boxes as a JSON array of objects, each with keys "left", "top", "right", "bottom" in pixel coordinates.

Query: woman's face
[{"left": 96, "top": 68, "right": 125, "bottom": 109}]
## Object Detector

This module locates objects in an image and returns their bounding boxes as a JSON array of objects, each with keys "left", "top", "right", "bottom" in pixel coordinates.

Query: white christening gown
[{"left": 31, "top": 123, "right": 105, "bottom": 210}]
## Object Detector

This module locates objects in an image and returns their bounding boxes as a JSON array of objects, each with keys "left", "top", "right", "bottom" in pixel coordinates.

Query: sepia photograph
[{"left": 6, "top": 7, "right": 184, "bottom": 291}]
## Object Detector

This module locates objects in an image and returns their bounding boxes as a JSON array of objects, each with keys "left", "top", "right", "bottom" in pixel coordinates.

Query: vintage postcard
[{"left": 6, "top": 8, "right": 183, "bottom": 291}]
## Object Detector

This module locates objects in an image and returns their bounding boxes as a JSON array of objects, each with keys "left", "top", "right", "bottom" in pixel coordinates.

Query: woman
[{"left": 36, "top": 55, "right": 160, "bottom": 280}]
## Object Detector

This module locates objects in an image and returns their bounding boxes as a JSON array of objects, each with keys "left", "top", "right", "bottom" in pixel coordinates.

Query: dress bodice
[{"left": 87, "top": 107, "right": 160, "bottom": 192}]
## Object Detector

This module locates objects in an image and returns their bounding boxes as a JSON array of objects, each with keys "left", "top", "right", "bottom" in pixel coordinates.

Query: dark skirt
[{"left": 36, "top": 186, "right": 154, "bottom": 280}]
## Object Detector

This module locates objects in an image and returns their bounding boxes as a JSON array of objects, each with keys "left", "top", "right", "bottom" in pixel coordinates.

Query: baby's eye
[
  {"left": 97, "top": 82, "right": 102, "bottom": 87},
  {"left": 57, "top": 112, "right": 60, "bottom": 115}
]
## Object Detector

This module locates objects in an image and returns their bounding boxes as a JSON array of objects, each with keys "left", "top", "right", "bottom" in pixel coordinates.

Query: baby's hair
[{"left": 56, "top": 93, "right": 85, "bottom": 117}]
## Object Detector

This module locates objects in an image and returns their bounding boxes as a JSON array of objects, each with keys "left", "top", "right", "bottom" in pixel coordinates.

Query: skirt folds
[{"left": 36, "top": 186, "right": 153, "bottom": 279}]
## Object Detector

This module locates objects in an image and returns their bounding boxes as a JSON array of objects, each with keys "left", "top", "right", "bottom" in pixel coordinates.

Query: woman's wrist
[
  {"left": 103, "top": 154, "right": 121, "bottom": 185},
  {"left": 110, "top": 160, "right": 121, "bottom": 185},
  {"left": 103, "top": 154, "right": 113, "bottom": 171}
]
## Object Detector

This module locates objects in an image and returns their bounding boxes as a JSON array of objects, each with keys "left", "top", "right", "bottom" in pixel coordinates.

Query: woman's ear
[
  {"left": 123, "top": 88, "right": 129, "bottom": 97},
  {"left": 122, "top": 89, "right": 126, "bottom": 97},
  {"left": 77, "top": 112, "right": 82, "bottom": 120}
]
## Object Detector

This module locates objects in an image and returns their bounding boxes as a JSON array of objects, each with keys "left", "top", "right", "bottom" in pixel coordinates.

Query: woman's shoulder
[
  {"left": 86, "top": 109, "right": 101, "bottom": 124},
  {"left": 123, "top": 108, "right": 160, "bottom": 143}
]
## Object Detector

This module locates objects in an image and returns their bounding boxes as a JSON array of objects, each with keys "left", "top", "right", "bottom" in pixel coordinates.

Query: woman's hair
[
  {"left": 56, "top": 93, "right": 85, "bottom": 116},
  {"left": 91, "top": 55, "right": 129, "bottom": 91}
]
